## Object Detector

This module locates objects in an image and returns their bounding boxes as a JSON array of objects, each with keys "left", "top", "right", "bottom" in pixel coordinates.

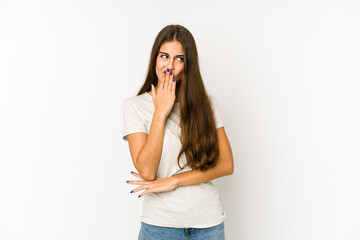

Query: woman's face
[{"left": 155, "top": 40, "right": 185, "bottom": 82}]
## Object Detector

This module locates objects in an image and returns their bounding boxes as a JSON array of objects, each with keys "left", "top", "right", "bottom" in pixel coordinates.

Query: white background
[{"left": 1, "top": 0, "right": 359, "bottom": 239}]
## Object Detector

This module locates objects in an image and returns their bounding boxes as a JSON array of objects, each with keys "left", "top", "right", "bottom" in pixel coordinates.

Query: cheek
[
  {"left": 156, "top": 59, "right": 167, "bottom": 70},
  {"left": 155, "top": 61, "right": 164, "bottom": 78},
  {"left": 174, "top": 65, "right": 184, "bottom": 77}
]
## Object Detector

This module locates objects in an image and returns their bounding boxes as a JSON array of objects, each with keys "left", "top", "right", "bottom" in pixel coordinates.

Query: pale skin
[{"left": 126, "top": 40, "right": 234, "bottom": 197}]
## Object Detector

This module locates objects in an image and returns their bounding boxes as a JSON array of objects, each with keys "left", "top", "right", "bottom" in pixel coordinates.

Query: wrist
[
  {"left": 153, "top": 111, "right": 167, "bottom": 123},
  {"left": 170, "top": 175, "right": 180, "bottom": 188}
]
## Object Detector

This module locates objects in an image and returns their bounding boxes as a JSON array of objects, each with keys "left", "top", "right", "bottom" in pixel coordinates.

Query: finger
[
  {"left": 130, "top": 184, "right": 150, "bottom": 194},
  {"left": 167, "top": 69, "right": 173, "bottom": 88},
  {"left": 164, "top": 68, "right": 170, "bottom": 90},
  {"left": 159, "top": 70, "right": 166, "bottom": 89},
  {"left": 138, "top": 188, "right": 154, "bottom": 198},
  {"left": 171, "top": 76, "right": 176, "bottom": 95},
  {"left": 169, "top": 71, "right": 174, "bottom": 89},
  {"left": 151, "top": 84, "right": 156, "bottom": 98},
  {"left": 126, "top": 180, "right": 152, "bottom": 185}
]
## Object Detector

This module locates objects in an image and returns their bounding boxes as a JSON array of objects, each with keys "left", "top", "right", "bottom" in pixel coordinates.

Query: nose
[{"left": 167, "top": 59, "right": 175, "bottom": 71}]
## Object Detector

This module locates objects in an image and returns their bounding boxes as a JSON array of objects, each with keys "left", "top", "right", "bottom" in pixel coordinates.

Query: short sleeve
[
  {"left": 210, "top": 96, "right": 225, "bottom": 129},
  {"left": 122, "top": 99, "right": 147, "bottom": 142}
]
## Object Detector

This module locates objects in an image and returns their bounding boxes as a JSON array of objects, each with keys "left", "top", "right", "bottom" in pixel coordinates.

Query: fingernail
[
  {"left": 138, "top": 195, "right": 141, "bottom": 198},
  {"left": 130, "top": 190, "right": 133, "bottom": 193},
  {"left": 126, "top": 180, "right": 130, "bottom": 183},
  {"left": 131, "top": 171, "right": 134, "bottom": 174},
  {"left": 163, "top": 70, "right": 166, "bottom": 74},
  {"left": 167, "top": 68, "right": 169, "bottom": 72},
  {"left": 170, "top": 71, "right": 173, "bottom": 75},
  {"left": 173, "top": 78, "right": 175, "bottom": 82}
]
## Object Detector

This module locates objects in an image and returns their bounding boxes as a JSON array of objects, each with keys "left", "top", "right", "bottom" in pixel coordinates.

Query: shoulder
[
  {"left": 207, "top": 94, "right": 220, "bottom": 108},
  {"left": 123, "top": 92, "right": 152, "bottom": 109},
  {"left": 207, "top": 93, "right": 220, "bottom": 102}
]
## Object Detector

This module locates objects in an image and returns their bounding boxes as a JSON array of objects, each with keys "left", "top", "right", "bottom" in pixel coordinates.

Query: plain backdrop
[{"left": 0, "top": 0, "right": 359, "bottom": 239}]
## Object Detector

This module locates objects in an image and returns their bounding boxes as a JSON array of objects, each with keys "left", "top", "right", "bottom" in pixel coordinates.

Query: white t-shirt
[{"left": 122, "top": 92, "right": 226, "bottom": 228}]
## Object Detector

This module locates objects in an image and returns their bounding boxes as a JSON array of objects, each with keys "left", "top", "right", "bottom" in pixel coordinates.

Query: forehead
[{"left": 159, "top": 40, "right": 184, "bottom": 54}]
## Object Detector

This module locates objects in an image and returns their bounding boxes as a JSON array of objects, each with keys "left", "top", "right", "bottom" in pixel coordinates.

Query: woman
[{"left": 122, "top": 24, "right": 234, "bottom": 240}]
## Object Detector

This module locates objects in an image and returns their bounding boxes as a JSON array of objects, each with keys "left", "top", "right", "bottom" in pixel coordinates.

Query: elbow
[
  {"left": 223, "top": 159, "right": 234, "bottom": 176},
  {"left": 135, "top": 156, "right": 157, "bottom": 181},
  {"left": 227, "top": 165, "right": 234, "bottom": 175},
  {"left": 215, "top": 161, "right": 234, "bottom": 176},
  {"left": 136, "top": 168, "right": 156, "bottom": 181},
  {"left": 140, "top": 172, "right": 156, "bottom": 181},
  {"left": 223, "top": 163, "right": 234, "bottom": 176}
]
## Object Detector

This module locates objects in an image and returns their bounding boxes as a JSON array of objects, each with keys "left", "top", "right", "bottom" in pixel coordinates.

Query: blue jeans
[{"left": 138, "top": 221, "right": 225, "bottom": 240}]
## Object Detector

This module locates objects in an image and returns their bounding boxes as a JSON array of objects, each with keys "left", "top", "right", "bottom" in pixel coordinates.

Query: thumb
[{"left": 151, "top": 84, "right": 156, "bottom": 97}]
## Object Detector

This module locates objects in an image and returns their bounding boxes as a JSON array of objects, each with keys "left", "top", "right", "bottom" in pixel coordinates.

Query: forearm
[
  {"left": 136, "top": 112, "right": 166, "bottom": 180},
  {"left": 128, "top": 127, "right": 234, "bottom": 197},
  {"left": 128, "top": 164, "right": 233, "bottom": 198},
  {"left": 171, "top": 164, "right": 232, "bottom": 187}
]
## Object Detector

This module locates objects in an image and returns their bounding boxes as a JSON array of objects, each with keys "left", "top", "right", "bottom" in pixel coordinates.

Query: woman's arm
[
  {"left": 127, "top": 127, "right": 234, "bottom": 197},
  {"left": 172, "top": 127, "right": 233, "bottom": 186},
  {"left": 127, "top": 70, "right": 176, "bottom": 181},
  {"left": 127, "top": 112, "right": 166, "bottom": 181}
]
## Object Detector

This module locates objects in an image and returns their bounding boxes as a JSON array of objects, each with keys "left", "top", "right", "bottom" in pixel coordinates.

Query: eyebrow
[{"left": 159, "top": 52, "right": 184, "bottom": 57}]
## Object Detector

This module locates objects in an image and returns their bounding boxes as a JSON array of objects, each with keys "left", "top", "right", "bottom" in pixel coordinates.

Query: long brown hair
[{"left": 137, "top": 24, "right": 219, "bottom": 171}]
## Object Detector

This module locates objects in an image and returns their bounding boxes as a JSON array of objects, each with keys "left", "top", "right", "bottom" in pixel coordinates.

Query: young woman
[{"left": 122, "top": 24, "right": 234, "bottom": 240}]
